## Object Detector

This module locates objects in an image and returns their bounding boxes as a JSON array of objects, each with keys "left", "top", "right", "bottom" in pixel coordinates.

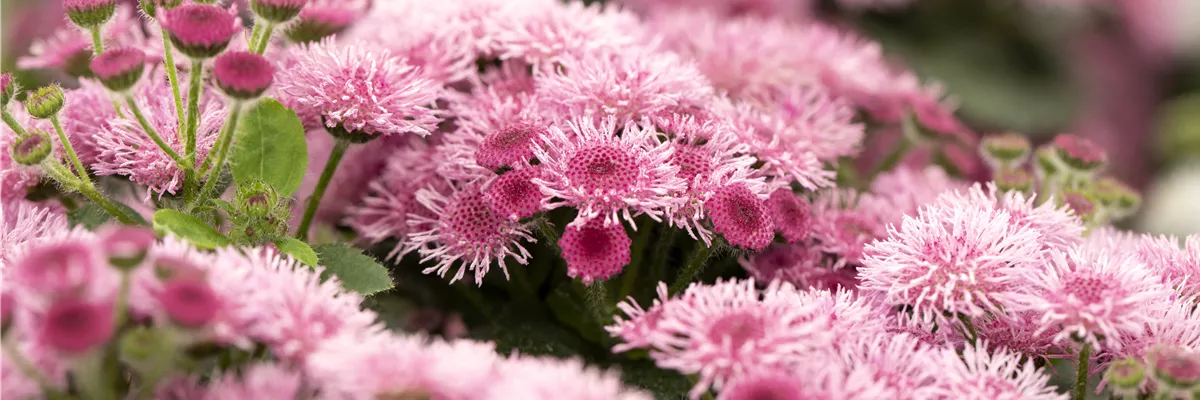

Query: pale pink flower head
[
  {"left": 858, "top": 191, "right": 1044, "bottom": 326},
  {"left": 808, "top": 189, "right": 889, "bottom": 267},
  {"left": 483, "top": 167, "right": 546, "bottom": 220},
  {"left": 345, "top": 141, "right": 444, "bottom": 251},
  {"left": 936, "top": 184, "right": 1085, "bottom": 252},
  {"left": 728, "top": 85, "right": 864, "bottom": 165},
  {"left": 532, "top": 116, "right": 687, "bottom": 228},
  {"left": 719, "top": 90, "right": 840, "bottom": 189},
  {"left": 488, "top": 1, "right": 646, "bottom": 65},
  {"left": 476, "top": 121, "right": 546, "bottom": 170},
  {"left": 929, "top": 343, "right": 1066, "bottom": 400},
  {"left": 869, "top": 166, "right": 967, "bottom": 226},
  {"left": 1147, "top": 345, "right": 1200, "bottom": 393},
  {"left": 834, "top": 332, "right": 939, "bottom": 399},
  {"left": 537, "top": 49, "right": 714, "bottom": 124},
  {"left": 93, "top": 77, "right": 225, "bottom": 199},
  {"left": 706, "top": 183, "right": 774, "bottom": 251},
  {"left": 402, "top": 184, "right": 536, "bottom": 286},
  {"left": 13, "top": 239, "right": 110, "bottom": 299},
  {"left": 156, "top": 279, "right": 221, "bottom": 328},
  {"left": 1137, "top": 234, "right": 1200, "bottom": 297},
  {"left": 559, "top": 219, "right": 632, "bottom": 285},
  {"left": 1, "top": 201, "right": 74, "bottom": 268},
  {"left": 205, "top": 363, "right": 308, "bottom": 399},
  {"left": 57, "top": 80, "right": 117, "bottom": 165},
  {"left": 346, "top": 1, "right": 481, "bottom": 84},
  {"left": 38, "top": 298, "right": 114, "bottom": 354},
  {"left": 277, "top": 39, "right": 442, "bottom": 138},
  {"left": 19, "top": 5, "right": 145, "bottom": 75},
  {"left": 607, "top": 282, "right": 671, "bottom": 352},
  {"left": 1007, "top": 247, "right": 1173, "bottom": 351},
  {"left": 489, "top": 355, "right": 652, "bottom": 400},
  {"left": 1109, "top": 302, "right": 1200, "bottom": 368},
  {"left": 160, "top": 4, "right": 240, "bottom": 58},
  {"left": 766, "top": 189, "right": 811, "bottom": 244},
  {"left": 648, "top": 279, "right": 833, "bottom": 397},
  {"left": 717, "top": 370, "right": 809, "bottom": 400},
  {"left": 971, "top": 312, "right": 1059, "bottom": 361},
  {"left": 308, "top": 333, "right": 501, "bottom": 399},
  {"left": 212, "top": 51, "right": 275, "bottom": 99}
]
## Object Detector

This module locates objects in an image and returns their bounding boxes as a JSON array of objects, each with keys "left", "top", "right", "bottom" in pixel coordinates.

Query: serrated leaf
[
  {"left": 275, "top": 237, "right": 317, "bottom": 266},
  {"left": 68, "top": 202, "right": 148, "bottom": 229},
  {"left": 313, "top": 243, "right": 394, "bottom": 295},
  {"left": 230, "top": 99, "right": 308, "bottom": 196},
  {"left": 152, "top": 209, "right": 229, "bottom": 249}
]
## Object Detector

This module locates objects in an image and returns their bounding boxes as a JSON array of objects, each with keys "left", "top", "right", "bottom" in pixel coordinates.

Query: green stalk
[
  {"left": 50, "top": 115, "right": 90, "bottom": 182},
  {"left": 78, "top": 185, "right": 139, "bottom": 225},
  {"left": 669, "top": 242, "right": 716, "bottom": 295},
  {"left": 184, "top": 59, "right": 204, "bottom": 166},
  {"left": 1074, "top": 343, "right": 1091, "bottom": 400},
  {"left": 535, "top": 218, "right": 562, "bottom": 252},
  {"left": 251, "top": 22, "right": 275, "bottom": 54},
  {"left": 296, "top": 139, "right": 350, "bottom": 241},
  {"left": 125, "top": 96, "right": 188, "bottom": 168},
  {"left": 89, "top": 27, "right": 104, "bottom": 55},
  {"left": 159, "top": 29, "right": 185, "bottom": 140},
  {"left": 583, "top": 281, "right": 611, "bottom": 326},
  {"left": 43, "top": 160, "right": 139, "bottom": 224},
  {"left": 112, "top": 270, "right": 132, "bottom": 328},
  {"left": 247, "top": 22, "right": 263, "bottom": 52},
  {"left": 619, "top": 222, "right": 653, "bottom": 299},
  {"left": 957, "top": 314, "right": 978, "bottom": 345},
  {"left": 868, "top": 136, "right": 912, "bottom": 183},
  {"left": 193, "top": 104, "right": 241, "bottom": 207},
  {"left": 2, "top": 110, "right": 28, "bottom": 136}
]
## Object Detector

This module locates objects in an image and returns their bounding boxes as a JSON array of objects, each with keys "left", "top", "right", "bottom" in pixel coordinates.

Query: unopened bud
[
  {"left": 1105, "top": 358, "right": 1146, "bottom": 397},
  {"left": 90, "top": 48, "right": 146, "bottom": 92},
  {"left": 64, "top": 0, "right": 118, "bottom": 29},
  {"left": 251, "top": 0, "right": 308, "bottom": 23},
  {"left": 994, "top": 169, "right": 1033, "bottom": 193},
  {"left": 285, "top": 7, "right": 357, "bottom": 44},
  {"left": 24, "top": 85, "right": 65, "bottom": 119},
  {"left": 1060, "top": 190, "right": 1097, "bottom": 221},
  {"left": 100, "top": 226, "right": 157, "bottom": 269},
  {"left": 1, "top": 73, "right": 15, "bottom": 107},
  {"left": 160, "top": 4, "right": 239, "bottom": 59},
  {"left": 1149, "top": 346, "right": 1200, "bottom": 391},
  {"left": 1094, "top": 177, "right": 1141, "bottom": 218},
  {"left": 212, "top": 51, "right": 275, "bottom": 100},
  {"left": 1053, "top": 134, "right": 1107, "bottom": 172},
  {"left": 12, "top": 130, "right": 53, "bottom": 166},
  {"left": 980, "top": 133, "right": 1031, "bottom": 167}
]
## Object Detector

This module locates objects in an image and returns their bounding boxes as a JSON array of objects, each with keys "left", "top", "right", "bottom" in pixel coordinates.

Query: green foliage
[
  {"left": 230, "top": 99, "right": 308, "bottom": 197},
  {"left": 313, "top": 243, "right": 394, "bottom": 295},
  {"left": 275, "top": 237, "right": 318, "bottom": 266},
  {"left": 152, "top": 209, "right": 230, "bottom": 249},
  {"left": 68, "top": 202, "right": 147, "bottom": 229},
  {"left": 472, "top": 318, "right": 588, "bottom": 359},
  {"left": 620, "top": 360, "right": 692, "bottom": 400}
]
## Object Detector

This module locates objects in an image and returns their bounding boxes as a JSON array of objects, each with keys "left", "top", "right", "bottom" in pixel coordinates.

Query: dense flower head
[
  {"left": 1007, "top": 247, "right": 1173, "bottom": 351},
  {"left": 929, "top": 343, "right": 1067, "bottom": 400},
  {"left": 12, "top": 239, "right": 115, "bottom": 302},
  {"left": 936, "top": 183, "right": 1085, "bottom": 252},
  {"left": 160, "top": 4, "right": 240, "bottom": 58},
  {"left": 38, "top": 298, "right": 114, "bottom": 353},
  {"left": 476, "top": 121, "right": 545, "bottom": 170},
  {"left": 212, "top": 51, "right": 275, "bottom": 99},
  {"left": 1053, "top": 133, "right": 1108, "bottom": 171},
  {"left": 88, "top": 47, "right": 146, "bottom": 91},
  {"left": 285, "top": 0, "right": 371, "bottom": 43},
  {"left": 482, "top": 167, "right": 546, "bottom": 220},
  {"left": 1137, "top": 234, "right": 1200, "bottom": 297},
  {"left": 491, "top": 355, "right": 653, "bottom": 400},
  {"left": 346, "top": 141, "right": 445, "bottom": 251},
  {"left": 706, "top": 183, "right": 775, "bottom": 250},
  {"left": 808, "top": 189, "right": 890, "bottom": 267},
  {"left": 277, "top": 39, "right": 442, "bottom": 138},
  {"left": 346, "top": 0, "right": 481, "bottom": 84},
  {"left": 559, "top": 219, "right": 632, "bottom": 285},
  {"left": 308, "top": 332, "right": 501, "bottom": 399},
  {"left": 869, "top": 166, "right": 966, "bottom": 225},
  {"left": 719, "top": 88, "right": 845, "bottom": 189},
  {"left": 608, "top": 283, "right": 671, "bottom": 352},
  {"left": 204, "top": 363, "right": 309, "bottom": 399},
  {"left": 156, "top": 279, "right": 221, "bottom": 327},
  {"left": 402, "top": 184, "right": 536, "bottom": 285},
  {"left": 92, "top": 77, "right": 225, "bottom": 199},
  {"left": 19, "top": 5, "right": 146, "bottom": 74},
  {"left": 488, "top": 1, "right": 647, "bottom": 65},
  {"left": 859, "top": 188, "right": 1045, "bottom": 326},
  {"left": 532, "top": 116, "right": 687, "bottom": 228},
  {"left": 766, "top": 189, "right": 811, "bottom": 243}
]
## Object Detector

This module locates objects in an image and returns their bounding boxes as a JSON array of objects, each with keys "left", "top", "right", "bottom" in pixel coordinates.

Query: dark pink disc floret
[
  {"left": 766, "top": 189, "right": 811, "bottom": 244},
  {"left": 39, "top": 298, "right": 115, "bottom": 353},
  {"left": 213, "top": 51, "right": 276, "bottom": 98},
  {"left": 89, "top": 47, "right": 145, "bottom": 80},
  {"left": 559, "top": 220, "right": 632, "bottom": 285},
  {"left": 158, "top": 279, "right": 221, "bottom": 327},
  {"left": 483, "top": 167, "right": 545, "bottom": 220},
  {"left": 1053, "top": 134, "right": 1107, "bottom": 169},
  {"left": 161, "top": 4, "right": 239, "bottom": 48},
  {"left": 476, "top": 122, "right": 544, "bottom": 169},
  {"left": 707, "top": 183, "right": 774, "bottom": 251}
]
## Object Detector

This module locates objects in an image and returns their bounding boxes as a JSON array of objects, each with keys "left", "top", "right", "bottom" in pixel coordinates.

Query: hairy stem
[
  {"left": 125, "top": 96, "right": 188, "bottom": 168},
  {"left": 89, "top": 27, "right": 104, "bottom": 55},
  {"left": 1074, "top": 343, "right": 1091, "bottom": 400},
  {"left": 535, "top": 218, "right": 562, "bottom": 252},
  {"left": 50, "top": 116, "right": 90, "bottom": 183},
  {"left": 2, "top": 109, "right": 28, "bottom": 136},
  {"left": 112, "top": 270, "right": 132, "bottom": 328},
  {"left": 296, "top": 139, "right": 350, "bottom": 241},
  {"left": 251, "top": 22, "right": 275, "bottom": 54},
  {"left": 184, "top": 59, "right": 203, "bottom": 166},
  {"left": 669, "top": 242, "right": 716, "bottom": 295},
  {"left": 193, "top": 104, "right": 241, "bottom": 208},
  {"left": 868, "top": 136, "right": 912, "bottom": 183},
  {"left": 583, "top": 281, "right": 611, "bottom": 326},
  {"left": 78, "top": 184, "right": 139, "bottom": 225},
  {"left": 160, "top": 29, "right": 185, "bottom": 140}
]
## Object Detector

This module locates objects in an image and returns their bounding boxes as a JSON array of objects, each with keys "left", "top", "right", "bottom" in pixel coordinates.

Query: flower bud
[
  {"left": 24, "top": 85, "right": 65, "bottom": 119},
  {"left": 12, "top": 129, "right": 53, "bottom": 166},
  {"left": 1094, "top": 177, "right": 1140, "bottom": 212},
  {"left": 1033, "top": 144, "right": 1061, "bottom": 180},
  {"left": 1060, "top": 190, "right": 1097, "bottom": 221},
  {"left": 1053, "top": 134, "right": 1107, "bottom": 172},
  {"left": 157, "top": 279, "right": 220, "bottom": 327},
  {"left": 980, "top": 133, "right": 1031, "bottom": 167},
  {"left": 994, "top": 169, "right": 1033, "bottom": 193},
  {"left": 160, "top": 4, "right": 240, "bottom": 59},
  {"left": 100, "top": 226, "right": 157, "bottom": 269},
  {"left": 212, "top": 51, "right": 275, "bottom": 100},
  {"left": 40, "top": 298, "right": 115, "bottom": 353},
  {"left": 285, "top": 7, "right": 357, "bottom": 44},
  {"left": 64, "top": 0, "right": 118, "bottom": 29},
  {"left": 140, "top": 0, "right": 184, "bottom": 19},
  {"left": 251, "top": 0, "right": 308, "bottom": 23},
  {"left": 1, "top": 73, "right": 15, "bottom": 107},
  {"left": 236, "top": 181, "right": 279, "bottom": 218},
  {"left": 90, "top": 48, "right": 146, "bottom": 92},
  {"left": 1105, "top": 358, "right": 1146, "bottom": 397},
  {"left": 1149, "top": 346, "right": 1200, "bottom": 391}
]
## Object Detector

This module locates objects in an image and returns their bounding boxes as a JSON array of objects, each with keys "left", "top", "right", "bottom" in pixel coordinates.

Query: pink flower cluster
[{"left": 0, "top": 201, "right": 650, "bottom": 399}]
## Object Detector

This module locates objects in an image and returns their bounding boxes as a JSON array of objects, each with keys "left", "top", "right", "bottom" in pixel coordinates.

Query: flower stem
[
  {"left": 669, "top": 242, "right": 716, "bottom": 296},
  {"left": 251, "top": 22, "right": 275, "bottom": 54},
  {"left": 247, "top": 22, "right": 263, "bottom": 51},
  {"left": 583, "top": 281, "right": 611, "bottom": 326},
  {"left": 193, "top": 103, "right": 241, "bottom": 208},
  {"left": 78, "top": 184, "right": 139, "bottom": 225},
  {"left": 2, "top": 109, "right": 28, "bottom": 136},
  {"left": 49, "top": 115, "right": 90, "bottom": 183},
  {"left": 296, "top": 139, "right": 350, "bottom": 241},
  {"left": 535, "top": 218, "right": 562, "bottom": 252},
  {"left": 1074, "top": 343, "right": 1091, "bottom": 400},
  {"left": 957, "top": 314, "right": 978, "bottom": 345},
  {"left": 184, "top": 59, "right": 204, "bottom": 167},
  {"left": 125, "top": 96, "right": 188, "bottom": 168},
  {"left": 89, "top": 27, "right": 104, "bottom": 55},
  {"left": 868, "top": 136, "right": 912, "bottom": 183},
  {"left": 112, "top": 270, "right": 132, "bottom": 328},
  {"left": 159, "top": 29, "right": 185, "bottom": 140}
]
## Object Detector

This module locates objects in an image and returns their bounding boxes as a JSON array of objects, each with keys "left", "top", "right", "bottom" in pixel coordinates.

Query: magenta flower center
[
  {"left": 42, "top": 299, "right": 113, "bottom": 353},
  {"left": 160, "top": 280, "right": 220, "bottom": 327},
  {"left": 1063, "top": 275, "right": 1114, "bottom": 305},
  {"left": 477, "top": 122, "right": 542, "bottom": 169},
  {"left": 566, "top": 146, "right": 637, "bottom": 192},
  {"left": 709, "top": 312, "right": 766, "bottom": 348},
  {"left": 444, "top": 191, "right": 506, "bottom": 242},
  {"left": 671, "top": 144, "right": 714, "bottom": 182},
  {"left": 576, "top": 226, "right": 614, "bottom": 260}
]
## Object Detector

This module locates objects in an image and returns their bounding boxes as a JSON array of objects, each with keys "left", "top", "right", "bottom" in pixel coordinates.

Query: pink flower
[
  {"left": 346, "top": 141, "right": 445, "bottom": 252},
  {"left": 204, "top": 363, "right": 308, "bottom": 400},
  {"left": 156, "top": 279, "right": 221, "bottom": 328},
  {"left": 488, "top": 1, "right": 647, "bottom": 65},
  {"left": 57, "top": 80, "right": 116, "bottom": 165},
  {"left": 971, "top": 312, "right": 1060, "bottom": 362},
  {"left": 532, "top": 116, "right": 687, "bottom": 228},
  {"left": 92, "top": 77, "right": 225, "bottom": 199},
  {"left": 277, "top": 39, "right": 442, "bottom": 137},
  {"left": 1007, "top": 247, "right": 1173, "bottom": 351},
  {"left": 0, "top": 109, "right": 42, "bottom": 202},
  {"left": 869, "top": 166, "right": 967, "bottom": 226},
  {"left": 717, "top": 370, "right": 811, "bottom": 400},
  {"left": 808, "top": 189, "right": 889, "bottom": 267},
  {"left": 1137, "top": 234, "right": 1200, "bottom": 297},
  {"left": 725, "top": 85, "right": 864, "bottom": 165},
  {"left": 347, "top": 1, "right": 479, "bottom": 84},
  {"left": 307, "top": 332, "right": 501, "bottom": 399},
  {"left": 12, "top": 239, "right": 114, "bottom": 301},
  {"left": 859, "top": 190, "right": 1044, "bottom": 326},
  {"left": 402, "top": 184, "right": 536, "bottom": 285},
  {"left": 18, "top": 5, "right": 145, "bottom": 73},
  {"left": 475, "top": 121, "right": 545, "bottom": 171},
  {"left": 833, "top": 332, "right": 939, "bottom": 399},
  {"left": 620, "top": 0, "right": 813, "bottom": 20},
  {"left": 38, "top": 298, "right": 114, "bottom": 354},
  {"left": 929, "top": 343, "right": 1067, "bottom": 400},
  {"left": 935, "top": 184, "right": 1084, "bottom": 252},
  {"left": 536, "top": 50, "right": 714, "bottom": 124},
  {"left": 765, "top": 189, "right": 811, "bottom": 244},
  {"left": 211, "top": 51, "right": 275, "bottom": 99},
  {"left": 608, "top": 283, "right": 671, "bottom": 352},
  {"left": 159, "top": 4, "right": 240, "bottom": 58},
  {"left": 559, "top": 219, "right": 632, "bottom": 285},
  {"left": 0, "top": 201, "right": 75, "bottom": 267},
  {"left": 489, "top": 355, "right": 652, "bottom": 400},
  {"left": 299, "top": 133, "right": 410, "bottom": 229},
  {"left": 706, "top": 183, "right": 774, "bottom": 251},
  {"left": 482, "top": 167, "right": 546, "bottom": 220}
]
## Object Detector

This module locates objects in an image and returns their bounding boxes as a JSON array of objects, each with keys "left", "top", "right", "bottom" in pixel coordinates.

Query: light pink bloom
[
  {"left": 971, "top": 312, "right": 1061, "bottom": 362},
  {"left": 57, "top": 80, "right": 117, "bottom": 165},
  {"left": 204, "top": 363, "right": 308, "bottom": 400},
  {"left": 834, "top": 332, "right": 939, "bottom": 399},
  {"left": 859, "top": 190, "right": 1044, "bottom": 326},
  {"left": 92, "top": 77, "right": 225, "bottom": 199},
  {"left": 346, "top": 140, "right": 445, "bottom": 252},
  {"left": 717, "top": 369, "right": 811, "bottom": 400},
  {"left": 620, "top": 0, "right": 814, "bottom": 20},
  {"left": 487, "top": 1, "right": 647, "bottom": 66},
  {"left": 1137, "top": 234, "right": 1200, "bottom": 297},
  {"left": 488, "top": 355, "right": 652, "bottom": 400},
  {"left": 724, "top": 85, "right": 864, "bottom": 165},
  {"left": 18, "top": 5, "right": 145, "bottom": 72},
  {"left": 559, "top": 219, "right": 632, "bottom": 285},
  {"left": 706, "top": 183, "right": 774, "bottom": 251},
  {"left": 0, "top": 201, "right": 75, "bottom": 268},
  {"left": 402, "top": 184, "right": 536, "bottom": 286},
  {"left": 929, "top": 343, "right": 1067, "bottom": 400},
  {"left": 608, "top": 283, "right": 671, "bottom": 352},
  {"left": 765, "top": 189, "right": 811, "bottom": 244},
  {"left": 1008, "top": 247, "right": 1173, "bottom": 351},
  {"left": 808, "top": 189, "right": 889, "bottom": 267},
  {"left": 718, "top": 91, "right": 838, "bottom": 189},
  {"left": 936, "top": 184, "right": 1085, "bottom": 252},
  {"left": 277, "top": 39, "right": 442, "bottom": 137},
  {"left": 299, "top": 133, "right": 411, "bottom": 229},
  {"left": 536, "top": 49, "right": 714, "bottom": 124},
  {"left": 1109, "top": 301, "right": 1200, "bottom": 366},
  {"left": 532, "top": 116, "right": 687, "bottom": 228},
  {"left": 308, "top": 332, "right": 501, "bottom": 399},
  {"left": 869, "top": 166, "right": 967, "bottom": 226}
]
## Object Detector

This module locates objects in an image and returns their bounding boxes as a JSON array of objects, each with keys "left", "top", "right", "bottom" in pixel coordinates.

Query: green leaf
[
  {"left": 275, "top": 237, "right": 318, "bottom": 266},
  {"left": 547, "top": 286, "right": 605, "bottom": 343},
  {"left": 68, "top": 202, "right": 148, "bottom": 229},
  {"left": 230, "top": 98, "right": 308, "bottom": 196},
  {"left": 313, "top": 243, "right": 394, "bottom": 295},
  {"left": 152, "top": 209, "right": 230, "bottom": 249}
]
